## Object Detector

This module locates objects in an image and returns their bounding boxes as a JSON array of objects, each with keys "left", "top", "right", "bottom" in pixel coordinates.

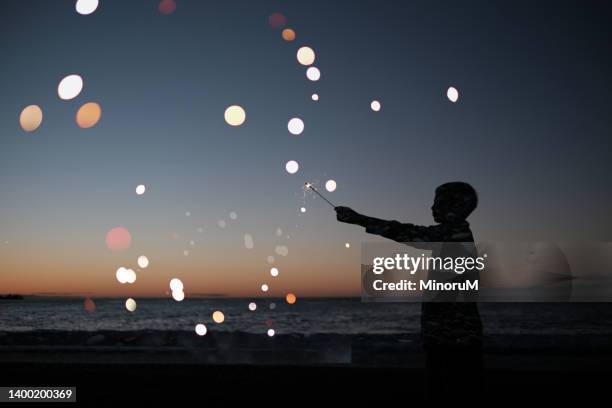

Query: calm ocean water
[{"left": 1, "top": 297, "right": 612, "bottom": 335}]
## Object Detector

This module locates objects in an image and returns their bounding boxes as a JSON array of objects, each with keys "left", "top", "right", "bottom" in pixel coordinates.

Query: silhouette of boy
[{"left": 335, "top": 181, "right": 483, "bottom": 401}]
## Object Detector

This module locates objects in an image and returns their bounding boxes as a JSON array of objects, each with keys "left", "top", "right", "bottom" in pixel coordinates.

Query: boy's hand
[{"left": 335, "top": 206, "right": 361, "bottom": 224}]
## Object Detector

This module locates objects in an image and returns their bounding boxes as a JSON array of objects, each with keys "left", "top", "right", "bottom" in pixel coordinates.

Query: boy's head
[{"left": 431, "top": 182, "right": 478, "bottom": 223}]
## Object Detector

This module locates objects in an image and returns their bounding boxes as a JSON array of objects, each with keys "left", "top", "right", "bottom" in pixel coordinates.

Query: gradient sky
[{"left": 1, "top": 0, "right": 611, "bottom": 297}]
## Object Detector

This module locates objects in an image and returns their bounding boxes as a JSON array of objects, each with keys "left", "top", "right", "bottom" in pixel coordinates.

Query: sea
[{"left": 2, "top": 297, "right": 612, "bottom": 336}]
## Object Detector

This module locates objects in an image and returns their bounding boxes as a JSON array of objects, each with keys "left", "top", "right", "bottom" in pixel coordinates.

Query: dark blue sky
[{"left": 1, "top": 0, "right": 611, "bottom": 296}]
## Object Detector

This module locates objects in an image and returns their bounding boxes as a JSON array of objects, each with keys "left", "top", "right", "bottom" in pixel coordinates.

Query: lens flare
[
  {"left": 267, "top": 329, "right": 275, "bottom": 337},
  {"left": 135, "top": 184, "right": 146, "bottom": 195},
  {"left": 248, "top": 302, "right": 257, "bottom": 311},
  {"left": 370, "top": 100, "right": 381, "bottom": 112},
  {"left": 311, "top": 93, "right": 319, "bottom": 101},
  {"left": 172, "top": 290, "right": 185, "bottom": 301},
  {"left": 270, "top": 267, "right": 279, "bottom": 277},
  {"left": 170, "top": 278, "right": 183, "bottom": 292},
  {"left": 19, "top": 105, "right": 43, "bottom": 132},
  {"left": 261, "top": 284, "right": 269, "bottom": 292},
  {"left": 286, "top": 293, "right": 297, "bottom": 304}
]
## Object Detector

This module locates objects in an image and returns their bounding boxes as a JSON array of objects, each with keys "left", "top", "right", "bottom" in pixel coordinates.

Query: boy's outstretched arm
[{"left": 335, "top": 206, "right": 443, "bottom": 243}]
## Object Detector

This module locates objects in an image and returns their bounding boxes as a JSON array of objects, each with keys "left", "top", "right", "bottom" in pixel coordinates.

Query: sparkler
[{"left": 304, "top": 182, "right": 336, "bottom": 208}]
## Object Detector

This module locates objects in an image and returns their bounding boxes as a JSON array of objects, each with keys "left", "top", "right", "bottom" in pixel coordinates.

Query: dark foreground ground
[{"left": 2, "top": 330, "right": 612, "bottom": 404}]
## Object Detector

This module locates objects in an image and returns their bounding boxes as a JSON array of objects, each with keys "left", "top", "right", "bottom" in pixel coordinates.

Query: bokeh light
[
  {"left": 370, "top": 100, "right": 381, "bottom": 112},
  {"left": 116, "top": 267, "right": 128, "bottom": 284},
  {"left": 325, "top": 180, "right": 337, "bottom": 192},
  {"left": 268, "top": 12, "right": 286, "bottom": 28},
  {"left": 84, "top": 297, "right": 96, "bottom": 313},
  {"left": 345, "top": 242, "right": 351, "bottom": 248},
  {"left": 212, "top": 311, "right": 225, "bottom": 323},
  {"left": 311, "top": 93, "right": 319, "bottom": 101},
  {"left": 172, "top": 290, "right": 185, "bottom": 301},
  {"left": 285, "top": 160, "right": 299, "bottom": 174},
  {"left": 158, "top": 0, "right": 176, "bottom": 15},
  {"left": 137, "top": 255, "right": 149, "bottom": 268},
  {"left": 296, "top": 46, "right": 315, "bottom": 65},
  {"left": 447, "top": 86, "right": 459, "bottom": 102},
  {"left": 306, "top": 67, "right": 321, "bottom": 81},
  {"left": 244, "top": 233, "right": 254, "bottom": 249},
  {"left": 269, "top": 302, "right": 276, "bottom": 310},
  {"left": 76, "top": 102, "right": 102, "bottom": 128},
  {"left": 287, "top": 117, "right": 304, "bottom": 135},
  {"left": 218, "top": 220, "right": 227, "bottom": 228},
  {"left": 275, "top": 245, "right": 289, "bottom": 256},
  {"left": 267, "top": 256, "right": 275, "bottom": 264},
  {"left": 170, "top": 278, "right": 183, "bottom": 292},
  {"left": 300, "top": 207, "right": 306, "bottom": 213},
  {"left": 267, "top": 329, "right": 275, "bottom": 337},
  {"left": 125, "top": 298, "right": 137, "bottom": 312},
  {"left": 19, "top": 105, "right": 43, "bottom": 132},
  {"left": 248, "top": 302, "right": 257, "bottom": 311},
  {"left": 195, "top": 323, "right": 207, "bottom": 336},
  {"left": 57, "top": 74, "right": 83, "bottom": 100},
  {"left": 75, "top": 0, "right": 99, "bottom": 15},
  {"left": 261, "top": 284, "right": 269, "bottom": 292},
  {"left": 286, "top": 293, "right": 297, "bottom": 304},
  {"left": 224, "top": 105, "right": 246, "bottom": 126},
  {"left": 270, "top": 267, "right": 279, "bottom": 277},
  {"left": 106, "top": 227, "right": 131, "bottom": 252},
  {"left": 282, "top": 28, "right": 295, "bottom": 41},
  {"left": 229, "top": 211, "right": 238, "bottom": 220},
  {"left": 135, "top": 184, "right": 146, "bottom": 195},
  {"left": 125, "top": 269, "right": 136, "bottom": 284}
]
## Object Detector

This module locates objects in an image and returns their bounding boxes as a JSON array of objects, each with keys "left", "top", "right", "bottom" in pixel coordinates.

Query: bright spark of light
[
  {"left": 249, "top": 302, "right": 257, "bottom": 311},
  {"left": 345, "top": 242, "right": 351, "bottom": 248},
  {"left": 285, "top": 160, "right": 299, "bottom": 174},
  {"left": 311, "top": 93, "right": 319, "bottom": 101},
  {"left": 300, "top": 207, "right": 306, "bottom": 213},
  {"left": 306, "top": 67, "right": 320, "bottom": 81},
  {"left": 135, "top": 184, "right": 146, "bottom": 195},
  {"left": 296, "top": 46, "right": 315, "bottom": 66},
  {"left": 137, "top": 255, "right": 149, "bottom": 268},
  {"left": 172, "top": 290, "right": 185, "bottom": 301},
  {"left": 282, "top": 28, "right": 296, "bottom": 41},
  {"left": 370, "top": 100, "right": 381, "bottom": 112},
  {"left": 267, "top": 329, "right": 275, "bottom": 337},
  {"left": 261, "top": 284, "right": 269, "bottom": 292},
  {"left": 57, "top": 74, "right": 83, "bottom": 100},
  {"left": 270, "top": 267, "right": 279, "bottom": 277},
  {"left": 125, "top": 269, "right": 136, "bottom": 284}
]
